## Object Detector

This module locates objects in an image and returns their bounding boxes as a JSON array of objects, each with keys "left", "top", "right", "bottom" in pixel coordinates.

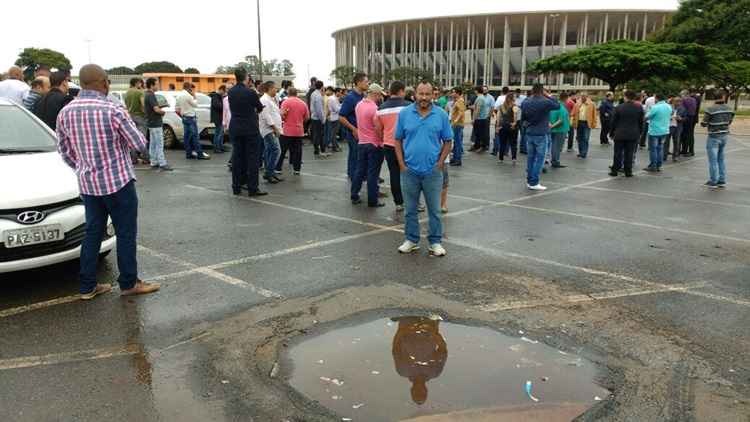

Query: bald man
[
  {"left": 56, "top": 64, "right": 159, "bottom": 300},
  {"left": 0, "top": 65, "right": 30, "bottom": 103}
]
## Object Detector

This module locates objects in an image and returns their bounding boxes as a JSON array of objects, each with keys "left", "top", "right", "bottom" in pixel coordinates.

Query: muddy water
[{"left": 286, "top": 317, "right": 609, "bottom": 422}]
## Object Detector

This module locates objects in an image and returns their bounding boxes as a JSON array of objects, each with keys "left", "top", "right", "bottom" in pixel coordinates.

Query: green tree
[
  {"left": 15, "top": 47, "right": 72, "bottom": 81},
  {"left": 275, "top": 60, "right": 295, "bottom": 76},
  {"left": 184, "top": 67, "right": 200, "bottom": 74},
  {"left": 711, "top": 61, "right": 750, "bottom": 110},
  {"left": 106, "top": 66, "right": 135, "bottom": 75},
  {"left": 531, "top": 40, "right": 714, "bottom": 92},
  {"left": 655, "top": 0, "right": 750, "bottom": 60},
  {"left": 216, "top": 56, "right": 294, "bottom": 77},
  {"left": 134, "top": 61, "right": 183, "bottom": 74},
  {"left": 330, "top": 66, "right": 359, "bottom": 88},
  {"left": 385, "top": 67, "right": 435, "bottom": 87}
]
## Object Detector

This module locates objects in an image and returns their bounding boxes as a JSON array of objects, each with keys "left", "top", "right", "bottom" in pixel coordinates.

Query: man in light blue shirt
[
  {"left": 645, "top": 94, "right": 672, "bottom": 172},
  {"left": 394, "top": 81, "right": 453, "bottom": 257}
]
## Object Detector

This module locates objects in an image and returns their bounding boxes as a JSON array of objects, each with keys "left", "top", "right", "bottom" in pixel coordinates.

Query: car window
[
  {"left": 196, "top": 93, "right": 211, "bottom": 107},
  {"left": 0, "top": 106, "right": 57, "bottom": 153},
  {"left": 156, "top": 94, "right": 170, "bottom": 108}
]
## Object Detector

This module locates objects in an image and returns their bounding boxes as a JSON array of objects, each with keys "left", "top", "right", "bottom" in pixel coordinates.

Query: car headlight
[{"left": 106, "top": 223, "right": 115, "bottom": 237}]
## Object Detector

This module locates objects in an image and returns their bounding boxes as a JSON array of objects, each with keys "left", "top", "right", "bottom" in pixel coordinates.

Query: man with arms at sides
[
  {"left": 394, "top": 81, "right": 453, "bottom": 257},
  {"left": 143, "top": 77, "right": 172, "bottom": 171},
  {"left": 351, "top": 83, "right": 386, "bottom": 207},
  {"left": 277, "top": 87, "right": 309, "bottom": 175},
  {"left": 449, "top": 87, "right": 466, "bottom": 166},
  {"left": 56, "top": 64, "right": 160, "bottom": 299},
  {"left": 609, "top": 90, "right": 644, "bottom": 178},
  {"left": 375, "top": 81, "right": 409, "bottom": 211},
  {"left": 228, "top": 68, "right": 266, "bottom": 196},
  {"left": 259, "top": 80, "right": 284, "bottom": 184},
  {"left": 339, "top": 72, "right": 369, "bottom": 180}
]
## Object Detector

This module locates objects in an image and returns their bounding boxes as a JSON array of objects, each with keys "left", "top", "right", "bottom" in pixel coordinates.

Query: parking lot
[{"left": 2, "top": 129, "right": 749, "bottom": 421}]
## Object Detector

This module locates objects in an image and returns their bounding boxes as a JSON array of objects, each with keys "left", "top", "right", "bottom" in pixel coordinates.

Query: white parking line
[
  {"left": 575, "top": 185, "right": 750, "bottom": 209},
  {"left": 0, "top": 344, "right": 139, "bottom": 371},
  {"left": 0, "top": 295, "right": 81, "bottom": 319}
]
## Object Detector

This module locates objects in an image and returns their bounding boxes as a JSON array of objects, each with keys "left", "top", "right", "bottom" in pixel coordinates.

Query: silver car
[{"left": 156, "top": 91, "right": 215, "bottom": 149}]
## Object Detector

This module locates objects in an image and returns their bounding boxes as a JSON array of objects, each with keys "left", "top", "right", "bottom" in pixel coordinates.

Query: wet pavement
[{"left": 1, "top": 128, "right": 750, "bottom": 421}]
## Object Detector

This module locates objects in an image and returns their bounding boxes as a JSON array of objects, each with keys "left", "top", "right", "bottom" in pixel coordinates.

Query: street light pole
[{"left": 257, "top": 0, "right": 263, "bottom": 81}]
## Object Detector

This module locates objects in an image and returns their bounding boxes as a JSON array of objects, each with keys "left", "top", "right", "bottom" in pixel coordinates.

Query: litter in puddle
[
  {"left": 595, "top": 396, "right": 603, "bottom": 401},
  {"left": 521, "top": 337, "right": 539, "bottom": 344},
  {"left": 317, "top": 360, "right": 325, "bottom": 364},
  {"left": 352, "top": 403, "right": 365, "bottom": 409},
  {"left": 525, "top": 380, "right": 540, "bottom": 402},
  {"left": 370, "top": 371, "right": 380, "bottom": 375},
  {"left": 509, "top": 344, "right": 523, "bottom": 352},
  {"left": 332, "top": 395, "right": 341, "bottom": 400},
  {"left": 220, "top": 380, "right": 229, "bottom": 384}
]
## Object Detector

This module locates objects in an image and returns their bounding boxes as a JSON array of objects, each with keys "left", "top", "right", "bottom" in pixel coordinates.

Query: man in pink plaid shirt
[{"left": 56, "top": 64, "right": 160, "bottom": 300}]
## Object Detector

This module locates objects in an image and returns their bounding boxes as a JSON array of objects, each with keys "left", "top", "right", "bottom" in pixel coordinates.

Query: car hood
[{"left": 0, "top": 152, "right": 80, "bottom": 209}]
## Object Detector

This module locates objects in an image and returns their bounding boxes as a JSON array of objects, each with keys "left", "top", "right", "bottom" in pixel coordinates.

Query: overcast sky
[{"left": 2, "top": 0, "right": 678, "bottom": 86}]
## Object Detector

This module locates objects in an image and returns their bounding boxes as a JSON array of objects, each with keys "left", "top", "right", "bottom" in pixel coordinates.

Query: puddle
[{"left": 286, "top": 316, "right": 609, "bottom": 422}]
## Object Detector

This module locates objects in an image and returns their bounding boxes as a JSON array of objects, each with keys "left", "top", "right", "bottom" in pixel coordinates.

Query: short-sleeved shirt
[
  {"left": 339, "top": 90, "right": 365, "bottom": 140},
  {"left": 355, "top": 98, "right": 381, "bottom": 147},
  {"left": 143, "top": 91, "right": 163, "bottom": 128},
  {"left": 280, "top": 96, "right": 309, "bottom": 137},
  {"left": 550, "top": 104, "right": 570, "bottom": 134},
  {"left": 124, "top": 88, "right": 145, "bottom": 117},
  {"left": 479, "top": 94, "right": 494, "bottom": 119},
  {"left": 394, "top": 104, "right": 453, "bottom": 176},
  {"left": 646, "top": 101, "right": 672, "bottom": 136}
]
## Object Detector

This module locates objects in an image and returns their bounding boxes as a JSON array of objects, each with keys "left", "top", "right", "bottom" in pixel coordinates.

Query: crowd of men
[{"left": 0, "top": 62, "right": 738, "bottom": 297}]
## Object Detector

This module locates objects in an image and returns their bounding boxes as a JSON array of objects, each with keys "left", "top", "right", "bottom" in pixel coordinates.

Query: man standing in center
[
  {"left": 339, "top": 73, "right": 369, "bottom": 180},
  {"left": 644, "top": 94, "right": 672, "bottom": 173},
  {"left": 520, "top": 84, "right": 559, "bottom": 191},
  {"left": 309, "top": 80, "right": 327, "bottom": 157},
  {"left": 176, "top": 82, "right": 210, "bottom": 160},
  {"left": 394, "top": 81, "right": 453, "bottom": 257},
  {"left": 351, "top": 83, "right": 385, "bottom": 207},
  {"left": 598, "top": 92, "right": 614, "bottom": 145},
  {"left": 609, "top": 90, "right": 644, "bottom": 177},
  {"left": 376, "top": 81, "right": 409, "bottom": 211},
  {"left": 228, "top": 68, "right": 266, "bottom": 196},
  {"left": 259, "top": 81, "right": 283, "bottom": 184},
  {"left": 571, "top": 92, "right": 598, "bottom": 159}
]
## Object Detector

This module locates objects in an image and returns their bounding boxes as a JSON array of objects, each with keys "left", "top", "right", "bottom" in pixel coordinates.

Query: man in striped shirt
[
  {"left": 701, "top": 90, "right": 735, "bottom": 189},
  {"left": 56, "top": 64, "right": 160, "bottom": 300}
]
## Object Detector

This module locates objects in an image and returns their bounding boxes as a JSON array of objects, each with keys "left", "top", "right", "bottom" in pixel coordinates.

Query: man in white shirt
[
  {"left": 176, "top": 82, "right": 209, "bottom": 159},
  {"left": 640, "top": 93, "right": 657, "bottom": 147},
  {"left": 325, "top": 86, "right": 342, "bottom": 152},
  {"left": 259, "top": 81, "right": 283, "bottom": 183},
  {"left": 0, "top": 66, "right": 30, "bottom": 103}
]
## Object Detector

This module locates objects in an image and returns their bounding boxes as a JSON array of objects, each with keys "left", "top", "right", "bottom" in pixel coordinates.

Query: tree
[
  {"left": 531, "top": 40, "right": 715, "bottom": 92},
  {"left": 655, "top": 0, "right": 750, "bottom": 60},
  {"left": 134, "top": 61, "right": 183, "bottom": 74},
  {"left": 216, "top": 56, "right": 295, "bottom": 77},
  {"left": 184, "top": 67, "right": 200, "bottom": 74},
  {"left": 276, "top": 60, "right": 295, "bottom": 76},
  {"left": 385, "top": 67, "right": 435, "bottom": 87},
  {"left": 15, "top": 48, "right": 72, "bottom": 81},
  {"left": 106, "top": 66, "right": 135, "bottom": 75},
  {"left": 711, "top": 61, "right": 750, "bottom": 110},
  {"left": 330, "top": 66, "right": 359, "bottom": 88}
]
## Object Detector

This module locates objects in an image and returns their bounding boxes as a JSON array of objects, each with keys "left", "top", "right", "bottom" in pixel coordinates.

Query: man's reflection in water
[{"left": 391, "top": 316, "right": 448, "bottom": 405}]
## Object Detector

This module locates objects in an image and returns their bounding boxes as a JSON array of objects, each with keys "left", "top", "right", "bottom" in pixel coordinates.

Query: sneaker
[
  {"left": 368, "top": 202, "right": 386, "bottom": 208},
  {"left": 80, "top": 283, "right": 112, "bottom": 300},
  {"left": 398, "top": 240, "right": 420, "bottom": 254},
  {"left": 159, "top": 165, "right": 174, "bottom": 172},
  {"left": 198, "top": 152, "right": 211, "bottom": 160},
  {"left": 428, "top": 243, "right": 447, "bottom": 257},
  {"left": 150, "top": 165, "right": 160, "bottom": 170},
  {"left": 609, "top": 171, "right": 619, "bottom": 177},
  {"left": 120, "top": 280, "right": 160, "bottom": 297},
  {"left": 527, "top": 184, "right": 547, "bottom": 191},
  {"left": 248, "top": 190, "right": 269, "bottom": 197},
  {"left": 395, "top": 204, "right": 404, "bottom": 212},
  {"left": 351, "top": 198, "right": 362, "bottom": 205},
  {"left": 704, "top": 181, "right": 719, "bottom": 189},
  {"left": 441, "top": 207, "right": 448, "bottom": 214},
  {"left": 542, "top": 168, "right": 548, "bottom": 174},
  {"left": 449, "top": 161, "right": 462, "bottom": 167},
  {"left": 293, "top": 171, "right": 301, "bottom": 175},
  {"left": 717, "top": 181, "right": 726, "bottom": 188},
  {"left": 378, "top": 191, "right": 389, "bottom": 198},
  {"left": 551, "top": 164, "right": 567, "bottom": 168},
  {"left": 417, "top": 204, "right": 426, "bottom": 212}
]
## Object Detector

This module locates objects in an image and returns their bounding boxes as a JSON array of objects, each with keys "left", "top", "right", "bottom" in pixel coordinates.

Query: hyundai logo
[{"left": 16, "top": 210, "right": 46, "bottom": 225}]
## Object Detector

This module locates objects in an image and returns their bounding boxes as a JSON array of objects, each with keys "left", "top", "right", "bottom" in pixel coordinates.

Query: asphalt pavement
[{"left": 1, "top": 128, "right": 749, "bottom": 421}]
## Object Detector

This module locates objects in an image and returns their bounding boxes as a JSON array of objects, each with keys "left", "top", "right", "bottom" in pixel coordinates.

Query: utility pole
[
  {"left": 84, "top": 39, "right": 92, "bottom": 63},
  {"left": 257, "top": 0, "right": 263, "bottom": 81}
]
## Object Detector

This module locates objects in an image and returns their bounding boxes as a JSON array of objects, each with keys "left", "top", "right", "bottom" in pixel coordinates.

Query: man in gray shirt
[
  {"left": 701, "top": 90, "right": 734, "bottom": 189},
  {"left": 309, "top": 80, "right": 327, "bottom": 156}
]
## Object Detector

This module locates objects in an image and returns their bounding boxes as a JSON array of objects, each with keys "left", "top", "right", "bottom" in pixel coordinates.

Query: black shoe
[
  {"left": 232, "top": 189, "right": 241, "bottom": 195},
  {"left": 378, "top": 177, "right": 385, "bottom": 184},
  {"left": 609, "top": 171, "right": 618, "bottom": 177},
  {"left": 351, "top": 198, "right": 362, "bottom": 205},
  {"left": 264, "top": 177, "right": 279, "bottom": 184},
  {"left": 551, "top": 164, "right": 567, "bottom": 168},
  {"left": 272, "top": 176, "right": 284, "bottom": 182},
  {"left": 542, "top": 168, "right": 548, "bottom": 174},
  {"left": 644, "top": 167, "right": 657, "bottom": 173},
  {"left": 368, "top": 202, "right": 386, "bottom": 208},
  {"left": 449, "top": 161, "right": 462, "bottom": 167},
  {"left": 248, "top": 190, "right": 268, "bottom": 197},
  {"left": 625, "top": 172, "right": 634, "bottom": 177}
]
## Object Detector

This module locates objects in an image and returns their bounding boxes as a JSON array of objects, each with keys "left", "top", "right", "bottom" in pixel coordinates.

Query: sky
[{"left": 2, "top": 0, "right": 678, "bottom": 86}]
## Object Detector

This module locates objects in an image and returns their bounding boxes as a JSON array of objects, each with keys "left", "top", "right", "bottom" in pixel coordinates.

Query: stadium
[{"left": 333, "top": 9, "right": 675, "bottom": 90}]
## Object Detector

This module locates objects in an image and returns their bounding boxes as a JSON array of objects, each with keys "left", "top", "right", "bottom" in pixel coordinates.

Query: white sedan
[{"left": 0, "top": 98, "right": 115, "bottom": 274}]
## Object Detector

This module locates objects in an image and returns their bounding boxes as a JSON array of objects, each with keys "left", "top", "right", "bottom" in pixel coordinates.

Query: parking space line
[
  {"left": 0, "top": 295, "right": 81, "bottom": 319},
  {"left": 575, "top": 185, "right": 750, "bottom": 209},
  {"left": 0, "top": 344, "right": 139, "bottom": 371}
]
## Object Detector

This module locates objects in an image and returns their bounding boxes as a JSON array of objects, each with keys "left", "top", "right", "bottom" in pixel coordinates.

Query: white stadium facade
[{"left": 333, "top": 9, "right": 676, "bottom": 91}]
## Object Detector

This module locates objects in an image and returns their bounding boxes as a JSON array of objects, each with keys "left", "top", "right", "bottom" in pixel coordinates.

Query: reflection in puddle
[{"left": 287, "top": 316, "right": 609, "bottom": 422}]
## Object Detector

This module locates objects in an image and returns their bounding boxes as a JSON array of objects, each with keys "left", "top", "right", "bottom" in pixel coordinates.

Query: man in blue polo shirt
[
  {"left": 394, "top": 81, "right": 453, "bottom": 257},
  {"left": 520, "top": 83, "right": 559, "bottom": 191},
  {"left": 339, "top": 72, "right": 369, "bottom": 180}
]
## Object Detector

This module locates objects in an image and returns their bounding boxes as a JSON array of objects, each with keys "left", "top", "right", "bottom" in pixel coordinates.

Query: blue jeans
[
  {"left": 80, "top": 180, "right": 138, "bottom": 294},
  {"left": 350, "top": 143, "right": 384, "bottom": 205},
  {"left": 706, "top": 134, "right": 728, "bottom": 183},
  {"left": 401, "top": 168, "right": 443, "bottom": 244},
  {"left": 648, "top": 134, "right": 667, "bottom": 169},
  {"left": 576, "top": 121, "right": 591, "bottom": 157},
  {"left": 347, "top": 136, "right": 359, "bottom": 180},
  {"left": 182, "top": 116, "right": 203, "bottom": 157},
  {"left": 526, "top": 135, "right": 547, "bottom": 186},
  {"left": 212, "top": 124, "right": 225, "bottom": 152},
  {"left": 551, "top": 132, "right": 566, "bottom": 166},
  {"left": 148, "top": 127, "right": 167, "bottom": 167},
  {"left": 452, "top": 125, "right": 464, "bottom": 162},
  {"left": 263, "top": 133, "right": 281, "bottom": 178},
  {"left": 325, "top": 120, "right": 340, "bottom": 150}
]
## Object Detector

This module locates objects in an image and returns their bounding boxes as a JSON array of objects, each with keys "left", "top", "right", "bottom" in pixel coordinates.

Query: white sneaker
[
  {"left": 395, "top": 204, "right": 404, "bottom": 212},
  {"left": 527, "top": 184, "right": 547, "bottom": 191},
  {"left": 398, "top": 240, "right": 420, "bottom": 254},
  {"left": 428, "top": 243, "right": 447, "bottom": 257}
]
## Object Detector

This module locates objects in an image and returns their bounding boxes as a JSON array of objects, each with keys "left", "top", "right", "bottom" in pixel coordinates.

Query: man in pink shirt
[
  {"left": 350, "top": 83, "right": 385, "bottom": 207},
  {"left": 277, "top": 87, "right": 309, "bottom": 175}
]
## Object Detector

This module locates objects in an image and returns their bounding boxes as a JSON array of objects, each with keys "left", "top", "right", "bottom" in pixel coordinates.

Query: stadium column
[
  {"left": 405, "top": 23, "right": 409, "bottom": 68},
  {"left": 466, "top": 18, "right": 471, "bottom": 83},
  {"left": 501, "top": 16, "right": 510, "bottom": 87},
  {"left": 419, "top": 22, "right": 423, "bottom": 70},
  {"left": 558, "top": 14, "right": 567, "bottom": 88},
  {"left": 624, "top": 13, "right": 629, "bottom": 40},
  {"left": 433, "top": 21, "right": 438, "bottom": 79},
  {"left": 484, "top": 17, "right": 490, "bottom": 86},
  {"left": 521, "top": 15, "right": 528, "bottom": 87},
  {"left": 642, "top": 14, "right": 648, "bottom": 40},
  {"left": 371, "top": 27, "right": 376, "bottom": 76},
  {"left": 381, "top": 26, "right": 385, "bottom": 83},
  {"left": 541, "top": 15, "right": 548, "bottom": 85},
  {"left": 603, "top": 13, "right": 609, "bottom": 43},
  {"left": 392, "top": 25, "right": 396, "bottom": 71},
  {"left": 448, "top": 20, "right": 454, "bottom": 87}
]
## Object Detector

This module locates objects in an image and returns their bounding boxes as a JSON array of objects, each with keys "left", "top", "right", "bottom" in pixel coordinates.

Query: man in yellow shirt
[
  {"left": 571, "top": 92, "right": 598, "bottom": 158},
  {"left": 449, "top": 87, "right": 466, "bottom": 166}
]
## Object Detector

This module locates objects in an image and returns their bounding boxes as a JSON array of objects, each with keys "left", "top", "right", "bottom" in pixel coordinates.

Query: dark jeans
[
  {"left": 80, "top": 180, "right": 138, "bottom": 294},
  {"left": 567, "top": 125, "right": 575, "bottom": 150},
  {"left": 383, "top": 145, "right": 404, "bottom": 206},
  {"left": 276, "top": 135, "right": 303, "bottom": 172},
  {"left": 325, "top": 120, "right": 340, "bottom": 150},
  {"left": 451, "top": 125, "right": 464, "bottom": 162},
  {"left": 681, "top": 115, "right": 697, "bottom": 154},
  {"left": 600, "top": 115, "right": 611, "bottom": 143},
  {"left": 473, "top": 118, "right": 490, "bottom": 149},
  {"left": 498, "top": 124, "right": 518, "bottom": 160},
  {"left": 231, "top": 134, "right": 260, "bottom": 193},
  {"left": 182, "top": 116, "right": 203, "bottom": 157},
  {"left": 639, "top": 122, "right": 649, "bottom": 147},
  {"left": 520, "top": 124, "right": 528, "bottom": 153},
  {"left": 347, "top": 136, "right": 358, "bottom": 180},
  {"left": 612, "top": 139, "right": 637, "bottom": 174},
  {"left": 311, "top": 119, "right": 325, "bottom": 154},
  {"left": 666, "top": 125, "right": 683, "bottom": 160},
  {"left": 213, "top": 124, "right": 225, "bottom": 152},
  {"left": 576, "top": 121, "right": 591, "bottom": 158},
  {"left": 350, "top": 144, "right": 384, "bottom": 205}
]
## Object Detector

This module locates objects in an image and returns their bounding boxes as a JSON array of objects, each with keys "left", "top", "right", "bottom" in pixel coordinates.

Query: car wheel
[{"left": 163, "top": 125, "right": 178, "bottom": 149}]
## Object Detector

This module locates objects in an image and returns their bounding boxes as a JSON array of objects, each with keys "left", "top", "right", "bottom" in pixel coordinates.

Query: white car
[
  {"left": 0, "top": 99, "right": 115, "bottom": 274},
  {"left": 155, "top": 91, "right": 216, "bottom": 149}
]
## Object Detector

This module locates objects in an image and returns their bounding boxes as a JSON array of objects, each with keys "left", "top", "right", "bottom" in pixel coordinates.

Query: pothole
[{"left": 285, "top": 315, "right": 610, "bottom": 421}]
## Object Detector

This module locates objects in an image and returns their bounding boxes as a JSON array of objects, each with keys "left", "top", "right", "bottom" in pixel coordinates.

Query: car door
[{"left": 195, "top": 93, "right": 214, "bottom": 135}]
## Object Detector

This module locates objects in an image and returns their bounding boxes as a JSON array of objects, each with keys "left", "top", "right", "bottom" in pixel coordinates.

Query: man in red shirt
[
  {"left": 350, "top": 83, "right": 385, "bottom": 207},
  {"left": 278, "top": 87, "right": 309, "bottom": 175}
]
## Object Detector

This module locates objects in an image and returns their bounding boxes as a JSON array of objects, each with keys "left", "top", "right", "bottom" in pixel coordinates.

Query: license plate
[{"left": 4, "top": 224, "right": 63, "bottom": 248}]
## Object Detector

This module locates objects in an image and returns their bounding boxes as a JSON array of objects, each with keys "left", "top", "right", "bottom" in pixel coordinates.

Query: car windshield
[{"left": 0, "top": 105, "right": 57, "bottom": 153}]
